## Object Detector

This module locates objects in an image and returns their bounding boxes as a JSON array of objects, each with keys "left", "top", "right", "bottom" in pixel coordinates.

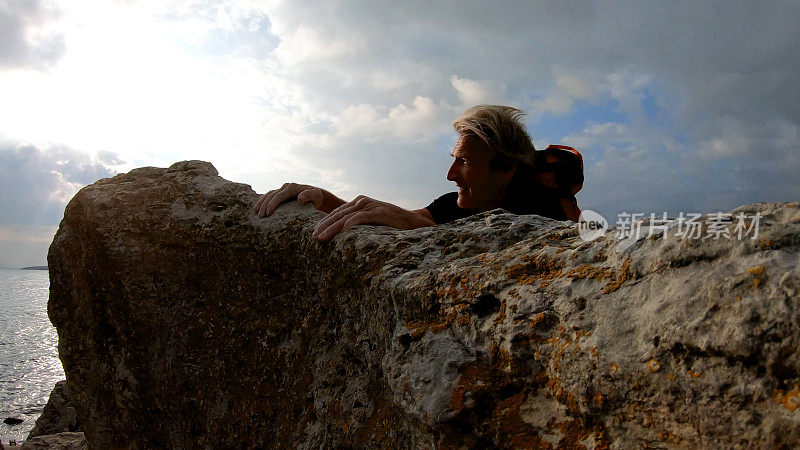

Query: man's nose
[{"left": 446, "top": 161, "right": 457, "bottom": 181}]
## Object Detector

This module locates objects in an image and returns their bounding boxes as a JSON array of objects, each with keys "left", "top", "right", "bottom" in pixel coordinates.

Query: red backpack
[{"left": 533, "top": 145, "right": 583, "bottom": 221}]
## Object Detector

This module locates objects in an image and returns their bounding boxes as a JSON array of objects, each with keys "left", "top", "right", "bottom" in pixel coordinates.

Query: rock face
[
  {"left": 27, "top": 381, "right": 80, "bottom": 439},
  {"left": 48, "top": 161, "right": 800, "bottom": 448},
  {"left": 20, "top": 432, "right": 86, "bottom": 450}
]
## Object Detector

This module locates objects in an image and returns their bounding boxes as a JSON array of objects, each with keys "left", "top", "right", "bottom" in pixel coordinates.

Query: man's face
[{"left": 447, "top": 134, "right": 514, "bottom": 211}]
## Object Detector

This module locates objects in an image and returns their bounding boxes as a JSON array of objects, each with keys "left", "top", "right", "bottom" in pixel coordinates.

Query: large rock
[
  {"left": 27, "top": 381, "right": 79, "bottom": 439},
  {"left": 48, "top": 161, "right": 800, "bottom": 448}
]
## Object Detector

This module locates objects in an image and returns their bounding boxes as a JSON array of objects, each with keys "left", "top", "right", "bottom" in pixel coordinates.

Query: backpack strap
[
  {"left": 547, "top": 145, "right": 583, "bottom": 163},
  {"left": 559, "top": 196, "right": 582, "bottom": 222},
  {"left": 534, "top": 145, "right": 584, "bottom": 221}
]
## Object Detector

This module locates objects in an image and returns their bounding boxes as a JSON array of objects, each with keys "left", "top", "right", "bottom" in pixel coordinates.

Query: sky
[{"left": 0, "top": 0, "right": 798, "bottom": 267}]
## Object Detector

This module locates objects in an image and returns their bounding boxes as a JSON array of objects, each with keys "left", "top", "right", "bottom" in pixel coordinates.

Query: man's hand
[
  {"left": 312, "top": 195, "right": 434, "bottom": 242},
  {"left": 253, "top": 182, "right": 346, "bottom": 216}
]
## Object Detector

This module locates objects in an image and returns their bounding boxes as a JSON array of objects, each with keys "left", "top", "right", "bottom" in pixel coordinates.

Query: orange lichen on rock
[
  {"left": 747, "top": 265, "right": 766, "bottom": 288},
  {"left": 485, "top": 392, "right": 553, "bottom": 449},
  {"left": 438, "top": 271, "right": 485, "bottom": 301},
  {"left": 505, "top": 254, "right": 564, "bottom": 286},
  {"left": 604, "top": 259, "right": 631, "bottom": 293},
  {"left": 566, "top": 264, "right": 616, "bottom": 282},
  {"left": 773, "top": 386, "right": 800, "bottom": 411},
  {"left": 476, "top": 253, "right": 496, "bottom": 263},
  {"left": 493, "top": 299, "right": 507, "bottom": 325},
  {"left": 449, "top": 364, "right": 482, "bottom": 411},
  {"left": 445, "top": 346, "right": 558, "bottom": 447},
  {"left": 449, "top": 346, "right": 517, "bottom": 411},
  {"left": 527, "top": 312, "right": 558, "bottom": 336},
  {"left": 553, "top": 418, "right": 609, "bottom": 449},
  {"left": 687, "top": 369, "right": 703, "bottom": 378},
  {"left": 647, "top": 359, "right": 662, "bottom": 373},
  {"left": 405, "top": 303, "right": 470, "bottom": 337},
  {"left": 657, "top": 431, "right": 682, "bottom": 445},
  {"left": 593, "top": 392, "right": 606, "bottom": 407},
  {"left": 547, "top": 378, "right": 581, "bottom": 414}
]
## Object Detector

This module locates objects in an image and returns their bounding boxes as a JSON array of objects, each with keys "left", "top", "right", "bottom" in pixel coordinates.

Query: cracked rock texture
[
  {"left": 20, "top": 433, "right": 86, "bottom": 450},
  {"left": 27, "top": 381, "right": 80, "bottom": 440},
  {"left": 48, "top": 161, "right": 800, "bottom": 448}
]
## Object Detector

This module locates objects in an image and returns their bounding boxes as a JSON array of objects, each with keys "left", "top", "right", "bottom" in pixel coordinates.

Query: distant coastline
[{"left": 21, "top": 266, "right": 48, "bottom": 271}]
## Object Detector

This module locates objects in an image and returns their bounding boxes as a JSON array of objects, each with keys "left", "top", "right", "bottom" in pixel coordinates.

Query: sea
[{"left": 0, "top": 268, "right": 64, "bottom": 445}]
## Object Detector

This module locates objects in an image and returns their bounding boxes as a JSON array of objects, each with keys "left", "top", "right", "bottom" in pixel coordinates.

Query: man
[{"left": 253, "top": 105, "right": 576, "bottom": 241}]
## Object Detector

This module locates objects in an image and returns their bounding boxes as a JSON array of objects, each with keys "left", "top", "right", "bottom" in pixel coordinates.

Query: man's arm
[
  {"left": 414, "top": 208, "right": 434, "bottom": 223},
  {"left": 312, "top": 196, "right": 435, "bottom": 242},
  {"left": 254, "top": 182, "right": 347, "bottom": 216}
]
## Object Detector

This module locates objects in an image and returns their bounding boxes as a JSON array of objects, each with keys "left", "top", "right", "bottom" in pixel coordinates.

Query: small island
[{"left": 21, "top": 266, "right": 48, "bottom": 271}]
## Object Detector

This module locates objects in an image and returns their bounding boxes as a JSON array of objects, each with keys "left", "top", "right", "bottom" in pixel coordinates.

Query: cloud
[
  {"left": 450, "top": 76, "right": 507, "bottom": 107},
  {"left": 530, "top": 72, "right": 598, "bottom": 117},
  {"left": 0, "top": 142, "right": 119, "bottom": 227},
  {"left": 216, "top": 0, "right": 800, "bottom": 219},
  {"left": 0, "top": 0, "right": 798, "bottom": 245},
  {"left": 333, "top": 96, "right": 454, "bottom": 144},
  {"left": 0, "top": 141, "right": 119, "bottom": 266},
  {"left": 0, "top": 0, "right": 65, "bottom": 69},
  {"left": 563, "top": 122, "right": 634, "bottom": 150},
  {"left": 564, "top": 114, "right": 800, "bottom": 223}
]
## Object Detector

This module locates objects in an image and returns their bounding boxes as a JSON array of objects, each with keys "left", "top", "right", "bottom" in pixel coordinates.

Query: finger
[
  {"left": 257, "top": 189, "right": 280, "bottom": 217},
  {"left": 314, "top": 195, "right": 377, "bottom": 233},
  {"left": 342, "top": 210, "right": 380, "bottom": 232},
  {"left": 264, "top": 184, "right": 302, "bottom": 215},
  {"left": 314, "top": 201, "right": 362, "bottom": 236},
  {"left": 253, "top": 192, "right": 269, "bottom": 213},
  {"left": 314, "top": 213, "right": 353, "bottom": 242},
  {"left": 297, "top": 188, "right": 324, "bottom": 210},
  {"left": 323, "top": 195, "right": 372, "bottom": 219},
  {"left": 316, "top": 210, "right": 380, "bottom": 242},
  {"left": 255, "top": 189, "right": 279, "bottom": 216}
]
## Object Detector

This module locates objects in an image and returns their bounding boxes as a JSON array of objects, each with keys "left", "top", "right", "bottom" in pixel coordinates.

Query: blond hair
[{"left": 452, "top": 105, "right": 536, "bottom": 169}]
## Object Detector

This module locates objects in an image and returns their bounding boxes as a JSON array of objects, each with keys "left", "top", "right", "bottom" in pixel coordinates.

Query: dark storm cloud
[
  {"left": 0, "top": 143, "right": 119, "bottom": 227},
  {"left": 0, "top": 0, "right": 65, "bottom": 69},
  {"left": 278, "top": 0, "right": 799, "bottom": 131}
]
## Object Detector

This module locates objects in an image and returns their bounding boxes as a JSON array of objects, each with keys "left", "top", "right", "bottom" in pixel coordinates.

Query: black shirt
[{"left": 425, "top": 189, "right": 568, "bottom": 224}]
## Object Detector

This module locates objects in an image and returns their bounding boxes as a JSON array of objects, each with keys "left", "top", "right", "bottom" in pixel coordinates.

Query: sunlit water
[{"left": 0, "top": 268, "right": 64, "bottom": 445}]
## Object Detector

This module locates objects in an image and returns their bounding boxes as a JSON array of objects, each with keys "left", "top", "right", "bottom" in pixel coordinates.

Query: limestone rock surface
[
  {"left": 28, "top": 381, "right": 79, "bottom": 439},
  {"left": 20, "top": 432, "right": 86, "bottom": 450},
  {"left": 48, "top": 161, "right": 800, "bottom": 448}
]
